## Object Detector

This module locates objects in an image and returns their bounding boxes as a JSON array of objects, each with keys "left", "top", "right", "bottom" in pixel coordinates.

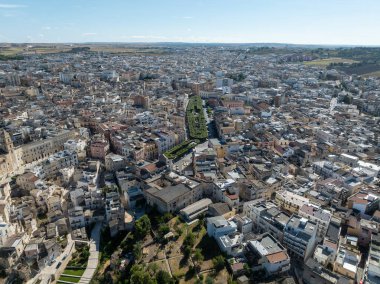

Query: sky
[{"left": 0, "top": 0, "right": 379, "bottom": 45}]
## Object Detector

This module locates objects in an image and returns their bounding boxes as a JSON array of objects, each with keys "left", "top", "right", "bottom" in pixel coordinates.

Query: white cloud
[
  {"left": 0, "top": 4, "right": 27, "bottom": 8},
  {"left": 42, "top": 26, "right": 52, "bottom": 30}
]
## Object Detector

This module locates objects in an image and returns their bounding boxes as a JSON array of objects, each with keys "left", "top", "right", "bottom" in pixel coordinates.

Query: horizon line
[{"left": 1, "top": 41, "right": 380, "bottom": 48}]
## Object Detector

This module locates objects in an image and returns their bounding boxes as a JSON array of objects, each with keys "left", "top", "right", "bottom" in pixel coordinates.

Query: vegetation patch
[
  {"left": 304, "top": 57, "right": 358, "bottom": 67},
  {"left": 58, "top": 276, "right": 81, "bottom": 283},
  {"left": 186, "top": 96, "right": 208, "bottom": 140},
  {"left": 164, "top": 139, "right": 199, "bottom": 160},
  {"left": 62, "top": 269, "right": 85, "bottom": 276},
  {"left": 67, "top": 245, "right": 90, "bottom": 267}
]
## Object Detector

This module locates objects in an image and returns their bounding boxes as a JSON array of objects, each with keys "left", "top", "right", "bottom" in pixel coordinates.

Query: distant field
[
  {"left": 24, "top": 46, "right": 72, "bottom": 54},
  {"left": 304, "top": 57, "right": 358, "bottom": 67},
  {"left": 0, "top": 45, "right": 169, "bottom": 56},
  {"left": 363, "top": 71, "right": 380, "bottom": 78},
  {"left": 0, "top": 46, "right": 70, "bottom": 56},
  {"left": 88, "top": 45, "right": 169, "bottom": 55},
  {"left": 0, "top": 47, "right": 24, "bottom": 56}
]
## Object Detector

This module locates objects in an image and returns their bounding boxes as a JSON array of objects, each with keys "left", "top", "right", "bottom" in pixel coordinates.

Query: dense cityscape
[{"left": 0, "top": 42, "right": 380, "bottom": 284}]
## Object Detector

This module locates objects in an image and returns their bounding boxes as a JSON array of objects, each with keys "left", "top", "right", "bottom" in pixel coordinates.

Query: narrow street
[{"left": 78, "top": 222, "right": 102, "bottom": 284}]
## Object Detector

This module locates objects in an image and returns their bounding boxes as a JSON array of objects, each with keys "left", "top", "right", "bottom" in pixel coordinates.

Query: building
[
  {"left": 193, "top": 147, "right": 217, "bottom": 175},
  {"left": 299, "top": 204, "right": 332, "bottom": 239},
  {"left": 233, "top": 215, "right": 253, "bottom": 234},
  {"left": 347, "top": 192, "right": 379, "bottom": 217},
  {"left": 303, "top": 258, "right": 353, "bottom": 284},
  {"left": 275, "top": 190, "right": 310, "bottom": 214},
  {"left": 68, "top": 206, "right": 85, "bottom": 230},
  {"left": 246, "top": 233, "right": 291, "bottom": 276},
  {"left": 283, "top": 214, "right": 318, "bottom": 261},
  {"left": 333, "top": 246, "right": 360, "bottom": 280},
  {"left": 20, "top": 130, "right": 76, "bottom": 164},
  {"left": 180, "top": 198, "right": 212, "bottom": 222},
  {"left": 258, "top": 206, "right": 291, "bottom": 242},
  {"left": 207, "top": 216, "right": 237, "bottom": 238},
  {"left": 145, "top": 182, "right": 202, "bottom": 213},
  {"left": 105, "top": 153, "right": 127, "bottom": 172},
  {"left": 363, "top": 233, "right": 380, "bottom": 284},
  {"left": 90, "top": 139, "right": 110, "bottom": 160}
]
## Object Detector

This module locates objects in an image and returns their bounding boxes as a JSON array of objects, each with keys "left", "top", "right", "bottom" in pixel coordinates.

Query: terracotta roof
[
  {"left": 143, "top": 163, "right": 157, "bottom": 173},
  {"left": 225, "top": 192, "right": 239, "bottom": 200},
  {"left": 266, "top": 251, "right": 288, "bottom": 264}
]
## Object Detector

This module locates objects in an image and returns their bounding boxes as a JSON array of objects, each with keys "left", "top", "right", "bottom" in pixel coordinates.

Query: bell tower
[{"left": 0, "top": 129, "right": 14, "bottom": 154}]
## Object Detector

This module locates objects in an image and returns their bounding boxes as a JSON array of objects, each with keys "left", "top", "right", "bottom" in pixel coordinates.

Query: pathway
[{"left": 78, "top": 222, "right": 102, "bottom": 284}]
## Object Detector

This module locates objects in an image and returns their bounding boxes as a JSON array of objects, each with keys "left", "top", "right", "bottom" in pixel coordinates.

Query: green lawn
[
  {"left": 62, "top": 269, "right": 85, "bottom": 276},
  {"left": 58, "top": 276, "right": 81, "bottom": 283}
]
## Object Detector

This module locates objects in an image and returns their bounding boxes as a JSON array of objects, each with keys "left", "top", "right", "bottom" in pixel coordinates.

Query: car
[{"left": 56, "top": 262, "right": 62, "bottom": 269}]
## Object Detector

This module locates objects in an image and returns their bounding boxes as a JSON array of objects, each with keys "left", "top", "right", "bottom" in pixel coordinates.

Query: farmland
[{"left": 304, "top": 57, "right": 358, "bottom": 67}]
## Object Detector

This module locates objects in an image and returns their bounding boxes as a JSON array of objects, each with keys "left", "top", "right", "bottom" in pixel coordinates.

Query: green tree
[
  {"left": 148, "top": 262, "right": 159, "bottom": 275},
  {"left": 183, "top": 232, "right": 195, "bottom": 248},
  {"left": 205, "top": 276, "right": 214, "bottom": 284},
  {"left": 342, "top": 94, "right": 353, "bottom": 105},
  {"left": 133, "top": 242, "right": 142, "bottom": 262},
  {"left": 130, "top": 265, "right": 157, "bottom": 284},
  {"left": 156, "top": 270, "right": 175, "bottom": 284},
  {"left": 192, "top": 248, "right": 204, "bottom": 269},
  {"left": 212, "top": 255, "right": 225, "bottom": 271},
  {"left": 135, "top": 215, "right": 151, "bottom": 238},
  {"left": 158, "top": 224, "right": 170, "bottom": 238}
]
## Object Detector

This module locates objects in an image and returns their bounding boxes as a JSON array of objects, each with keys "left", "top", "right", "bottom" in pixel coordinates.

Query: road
[
  {"left": 202, "top": 99, "right": 218, "bottom": 139},
  {"left": 27, "top": 234, "right": 75, "bottom": 284},
  {"left": 78, "top": 222, "right": 102, "bottom": 284}
]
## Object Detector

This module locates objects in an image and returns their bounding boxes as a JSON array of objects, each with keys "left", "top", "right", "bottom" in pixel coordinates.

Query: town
[{"left": 0, "top": 43, "right": 380, "bottom": 284}]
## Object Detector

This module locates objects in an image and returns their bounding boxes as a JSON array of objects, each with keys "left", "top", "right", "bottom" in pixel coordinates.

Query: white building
[
  {"left": 283, "top": 214, "right": 318, "bottom": 261},
  {"left": 299, "top": 204, "right": 331, "bottom": 239},
  {"left": 207, "top": 216, "right": 237, "bottom": 239},
  {"left": 247, "top": 233, "right": 291, "bottom": 276}
]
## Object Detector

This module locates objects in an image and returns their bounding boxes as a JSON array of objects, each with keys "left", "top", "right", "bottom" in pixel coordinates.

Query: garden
[
  {"left": 186, "top": 96, "right": 208, "bottom": 140},
  {"left": 57, "top": 245, "right": 89, "bottom": 283},
  {"left": 164, "top": 139, "right": 199, "bottom": 160}
]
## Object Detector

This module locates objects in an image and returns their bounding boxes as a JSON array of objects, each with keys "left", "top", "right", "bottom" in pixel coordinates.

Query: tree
[
  {"left": 148, "top": 262, "right": 159, "bottom": 275},
  {"left": 135, "top": 215, "right": 151, "bottom": 238},
  {"left": 342, "top": 94, "right": 353, "bottom": 105},
  {"left": 130, "top": 264, "right": 156, "bottom": 284},
  {"left": 212, "top": 255, "right": 225, "bottom": 271},
  {"left": 156, "top": 270, "right": 175, "bottom": 284},
  {"left": 158, "top": 224, "right": 170, "bottom": 238},
  {"left": 205, "top": 276, "right": 214, "bottom": 284},
  {"left": 133, "top": 242, "right": 142, "bottom": 262},
  {"left": 192, "top": 248, "right": 204, "bottom": 269},
  {"left": 183, "top": 232, "right": 195, "bottom": 248}
]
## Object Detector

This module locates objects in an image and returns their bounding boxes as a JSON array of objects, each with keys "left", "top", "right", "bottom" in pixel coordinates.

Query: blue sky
[{"left": 0, "top": 0, "right": 379, "bottom": 45}]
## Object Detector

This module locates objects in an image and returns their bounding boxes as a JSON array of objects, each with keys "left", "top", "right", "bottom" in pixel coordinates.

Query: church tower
[{"left": 0, "top": 129, "right": 14, "bottom": 154}]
